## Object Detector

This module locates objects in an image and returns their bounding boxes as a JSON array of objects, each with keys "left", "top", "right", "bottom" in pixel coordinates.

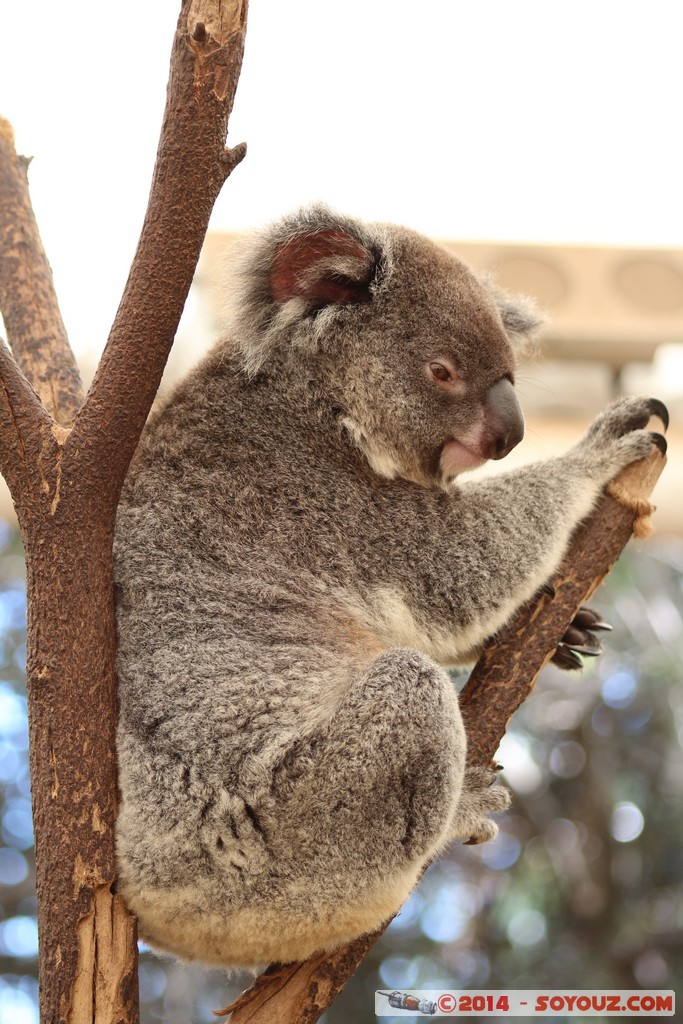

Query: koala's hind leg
[
  {"left": 262, "top": 649, "right": 474, "bottom": 942},
  {"left": 195, "top": 647, "right": 511, "bottom": 962}
]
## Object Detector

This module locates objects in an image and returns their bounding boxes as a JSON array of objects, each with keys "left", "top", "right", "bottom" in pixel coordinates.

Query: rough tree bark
[
  {"left": 0, "top": 1, "right": 248, "bottom": 1021},
  {"left": 219, "top": 452, "right": 666, "bottom": 1024}
]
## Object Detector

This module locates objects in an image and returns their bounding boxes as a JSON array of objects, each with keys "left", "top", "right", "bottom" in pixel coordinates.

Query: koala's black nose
[{"left": 483, "top": 377, "right": 525, "bottom": 460}]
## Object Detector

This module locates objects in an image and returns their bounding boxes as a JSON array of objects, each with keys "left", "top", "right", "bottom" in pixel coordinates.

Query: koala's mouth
[{"left": 439, "top": 437, "right": 488, "bottom": 476}]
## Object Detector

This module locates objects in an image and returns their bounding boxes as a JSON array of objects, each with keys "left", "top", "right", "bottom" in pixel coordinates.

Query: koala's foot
[
  {"left": 450, "top": 766, "right": 510, "bottom": 845},
  {"left": 578, "top": 396, "right": 668, "bottom": 481},
  {"left": 552, "top": 605, "right": 612, "bottom": 671}
]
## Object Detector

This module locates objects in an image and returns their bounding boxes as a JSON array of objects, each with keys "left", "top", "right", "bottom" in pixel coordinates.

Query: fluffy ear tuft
[
  {"left": 483, "top": 275, "right": 546, "bottom": 356},
  {"left": 220, "top": 205, "right": 382, "bottom": 376}
]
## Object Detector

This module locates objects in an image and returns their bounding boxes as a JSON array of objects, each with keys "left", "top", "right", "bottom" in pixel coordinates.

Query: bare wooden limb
[
  {"left": 24, "top": 516, "right": 140, "bottom": 1024},
  {"left": 0, "top": 339, "right": 55, "bottom": 505},
  {"left": 223, "top": 450, "right": 666, "bottom": 1024},
  {"left": 69, "top": 0, "right": 248, "bottom": 505},
  {"left": 460, "top": 452, "right": 666, "bottom": 763},
  {"left": 0, "top": 2, "right": 249, "bottom": 1022},
  {"left": 217, "top": 938, "right": 383, "bottom": 1023},
  {"left": 0, "top": 118, "right": 83, "bottom": 426}
]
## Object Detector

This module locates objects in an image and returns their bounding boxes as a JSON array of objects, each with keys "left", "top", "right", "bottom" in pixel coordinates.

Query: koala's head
[{"left": 226, "top": 205, "right": 543, "bottom": 488}]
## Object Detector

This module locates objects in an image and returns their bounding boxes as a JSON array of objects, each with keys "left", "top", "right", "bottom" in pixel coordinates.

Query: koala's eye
[{"left": 429, "top": 362, "right": 453, "bottom": 383}]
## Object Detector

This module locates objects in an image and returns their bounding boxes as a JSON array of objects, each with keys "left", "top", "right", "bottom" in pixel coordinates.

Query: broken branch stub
[{"left": 0, "top": 117, "right": 83, "bottom": 426}]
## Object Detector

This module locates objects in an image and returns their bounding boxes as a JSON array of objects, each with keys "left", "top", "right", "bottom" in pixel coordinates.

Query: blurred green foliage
[{"left": 0, "top": 523, "right": 680, "bottom": 1023}]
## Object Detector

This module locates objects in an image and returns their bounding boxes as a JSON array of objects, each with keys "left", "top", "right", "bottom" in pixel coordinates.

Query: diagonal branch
[
  {"left": 69, "top": 0, "right": 248, "bottom": 505},
  {"left": 459, "top": 454, "right": 666, "bottom": 761},
  {"left": 0, "top": 338, "right": 56, "bottom": 506},
  {"left": 221, "top": 450, "right": 666, "bottom": 1024},
  {"left": 0, "top": 117, "right": 83, "bottom": 426}
]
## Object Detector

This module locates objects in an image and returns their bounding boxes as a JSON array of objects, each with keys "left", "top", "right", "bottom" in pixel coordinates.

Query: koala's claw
[
  {"left": 452, "top": 766, "right": 511, "bottom": 845},
  {"left": 553, "top": 645, "right": 583, "bottom": 671},
  {"left": 649, "top": 431, "right": 668, "bottom": 456},
  {"left": 552, "top": 605, "right": 611, "bottom": 671},
  {"left": 585, "top": 396, "right": 669, "bottom": 442},
  {"left": 573, "top": 397, "right": 669, "bottom": 487},
  {"left": 464, "top": 823, "right": 498, "bottom": 846},
  {"left": 573, "top": 606, "right": 612, "bottom": 632},
  {"left": 648, "top": 398, "right": 670, "bottom": 432}
]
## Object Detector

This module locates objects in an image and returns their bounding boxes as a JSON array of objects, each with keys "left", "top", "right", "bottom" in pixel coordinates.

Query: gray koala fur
[{"left": 113, "top": 205, "right": 667, "bottom": 968}]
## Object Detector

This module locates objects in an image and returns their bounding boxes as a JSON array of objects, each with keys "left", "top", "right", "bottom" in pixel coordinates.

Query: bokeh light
[
  {"left": 0, "top": 918, "right": 38, "bottom": 960},
  {"left": 611, "top": 802, "right": 645, "bottom": 843},
  {"left": 506, "top": 909, "right": 547, "bottom": 947},
  {"left": 602, "top": 670, "right": 638, "bottom": 708}
]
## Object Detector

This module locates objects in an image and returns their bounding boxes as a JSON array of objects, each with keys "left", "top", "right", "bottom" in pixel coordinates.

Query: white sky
[{"left": 0, "top": 0, "right": 682, "bottom": 360}]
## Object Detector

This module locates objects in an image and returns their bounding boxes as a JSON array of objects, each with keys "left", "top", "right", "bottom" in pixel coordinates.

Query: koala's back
[
  {"left": 116, "top": 349, "right": 366, "bottom": 734},
  {"left": 113, "top": 347, "right": 404, "bottom": 914}
]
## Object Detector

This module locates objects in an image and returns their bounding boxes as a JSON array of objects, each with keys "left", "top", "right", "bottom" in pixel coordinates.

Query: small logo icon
[
  {"left": 377, "top": 991, "right": 437, "bottom": 1015},
  {"left": 438, "top": 993, "right": 457, "bottom": 1012}
]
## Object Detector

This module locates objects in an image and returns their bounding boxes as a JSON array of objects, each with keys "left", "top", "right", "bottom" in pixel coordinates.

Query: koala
[{"left": 113, "top": 205, "right": 668, "bottom": 969}]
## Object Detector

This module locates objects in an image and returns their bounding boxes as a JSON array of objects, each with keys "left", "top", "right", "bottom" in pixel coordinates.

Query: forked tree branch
[
  {"left": 0, "top": 2, "right": 249, "bottom": 1022},
  {"left": 0, "top": 0, "right": 249, "bottom": 516},
  {"left": 221, "top": 450, "right": 666, "bottom": 1024},
  {"left": 69, "top": 0, "right": 248, "bottom": 505},
  {"left": 0, "top": 117, "right": 83, "bottom": 427}
]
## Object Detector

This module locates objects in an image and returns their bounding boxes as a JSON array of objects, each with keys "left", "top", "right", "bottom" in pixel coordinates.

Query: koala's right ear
[
  {"left": 222, "top": 206, "right": 381, "bottom": 376},
  {"left": 270, "top": 230, "right": 375, "bottom": 309}
]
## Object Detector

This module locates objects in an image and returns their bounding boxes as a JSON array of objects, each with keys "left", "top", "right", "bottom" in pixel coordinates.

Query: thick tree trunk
[
  {"left": 24, "top": 512, "right": 135, "bottom": 1024},
  {"left": 0, "top": 2, "right": 248, "bottom": 1021}
]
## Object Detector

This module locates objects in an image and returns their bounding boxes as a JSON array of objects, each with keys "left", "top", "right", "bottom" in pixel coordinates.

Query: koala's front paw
[
  {"left": 552, "top": 605, "right": 612, "bottom": 671},
  {"left": 451, "top": 766, "right": 510, "bottom": 845},
  {"left": 579, "top": 396, "right": 668, "bottom": 483}
]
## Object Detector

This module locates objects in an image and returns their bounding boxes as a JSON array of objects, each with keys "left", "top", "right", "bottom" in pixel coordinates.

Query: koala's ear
[
  {"left": 483, "top": 276, "right": 546, "bottom": 356},
  {"left": 221, "top": 206, "right": 384, "bottom": 376},
  {"left": 270, "top": 230, "right": 375, "bottom": 309}
]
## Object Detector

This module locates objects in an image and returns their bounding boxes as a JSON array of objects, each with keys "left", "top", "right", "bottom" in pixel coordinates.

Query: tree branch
[
  {"left": 0, "top": 117, "right": 83, "bottom": 426},
  {"left": 0, "top": 3, "right": 249, "bottom": 1022},
  {"left": 69, "top": 0, "right": 248, "bottom": 505},
  {"left": 221, "top": 450, "right": 667, "bottom": 1024},
  {"left": 0, "top": 338, "right": 56, "bottom": 508},
  {"left": 460, "top": 453, "right": 666, "bottom": 762}
]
